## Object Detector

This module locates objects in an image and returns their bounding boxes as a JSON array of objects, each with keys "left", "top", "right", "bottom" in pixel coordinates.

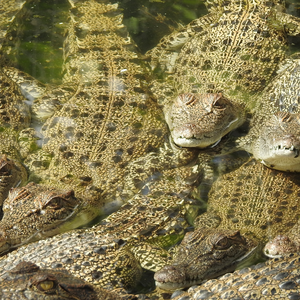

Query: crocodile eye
[
  {"left": 37, "top": 280, "right": 55, "bottom": 291},
  {"left": 47, "top": 197, "right": 63, "bottom": 209},
  {"left": 214, "top": 236, "right": 230, "bottom": 249},
  {"left": 212, "top": 95, "right": 227, "bottom": 110}
]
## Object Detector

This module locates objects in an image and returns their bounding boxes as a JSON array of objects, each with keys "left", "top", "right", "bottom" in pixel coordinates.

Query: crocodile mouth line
[
  {"left": 178, "top": 135, "right": 213, "bottom": 140},
  {"left": 270, "top": 145, "right": 300, "bottom": 158}
]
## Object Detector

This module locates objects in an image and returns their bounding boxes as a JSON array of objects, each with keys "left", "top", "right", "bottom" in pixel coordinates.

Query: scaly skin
[
  {"left": 165, "top": 55, "right": 300, "bottom": 172},
  {"left": 0, "top": 0, "right": 42, "bottom": 204},
  {"left": 0, "top": 182, "right": 80, "bottom": 255},
  {"left": 169, "top": 253, "right": 300, "bottom": 300},
  {"left": 0, "top": 162, "right": 202, "bottom": 292},
  {"left": 0, "top": 261, "right": 101, "bottom": 300},
  {"left": 240, "top": 56, "right": 300, "bottom": 171},
  {"left": 152, "top": 56, "right": 300, "bottom": 296},
  {"left": 18, "top": 0, "right": 199, "bottom": 222},
  {"left": 155, "top": 158, "right": 300, "bottom": 290},
  {"left": 0, "top": 0, "right": 202, "bottom": 251},
  {"left": 0, "top": 64, "right": 31, "bottom": 205},
  {"left": 0, "top": 0, "right": 26, "bottom": 50},
  {"left": 148, "top": 0, "right": 300, "bottom": 148}
]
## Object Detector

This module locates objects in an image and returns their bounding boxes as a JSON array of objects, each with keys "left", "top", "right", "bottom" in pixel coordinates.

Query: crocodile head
[
  {"left": 252, "top": 112, "right": 300, "bottom": 172},
  {"left": 164, "top": 93, "right": 245, "bottom": 148},
  {"left": 1, "top": 261, "right": 99, "bottom": 300},
  {"left": 154, "top": 227, "right": 258, "bottom": 290},
  {"left": 0, "top": 182, "right": 80, "bottom": 254},
  {"left": 264, "top": 235, "right": 299, "bottom": 258}
]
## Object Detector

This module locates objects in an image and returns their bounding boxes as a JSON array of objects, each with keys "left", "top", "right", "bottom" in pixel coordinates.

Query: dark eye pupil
[{"left": 214, "top": 100, "right": 225, "bottom": 108}]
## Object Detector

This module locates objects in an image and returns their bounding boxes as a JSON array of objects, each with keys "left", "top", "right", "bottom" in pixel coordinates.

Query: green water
[
  {"left": 4, "top": 0, "right": 300, "bottom": 84},
  {"left": 2, "top": 0, "right": 207, "bottom": 84}
]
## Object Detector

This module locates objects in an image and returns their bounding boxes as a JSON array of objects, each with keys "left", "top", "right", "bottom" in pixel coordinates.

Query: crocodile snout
[{"left": 154, "top": 265, "right": 186, "bottom": 290}]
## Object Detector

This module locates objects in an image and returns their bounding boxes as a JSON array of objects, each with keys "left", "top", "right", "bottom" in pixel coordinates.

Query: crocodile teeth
[{"left": 272, "top": 145, "right": 299, "bottom": 153}]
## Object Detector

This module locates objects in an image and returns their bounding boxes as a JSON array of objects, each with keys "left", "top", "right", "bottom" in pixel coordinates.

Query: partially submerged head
[
  {"left": 164, "top": 93, "right": 245, "bottom": 148},
  {"left": 251, "top": 112, "right": 300, "bottom": 172},
  {"left": 2, "top": 261, "right": 99, "bottom": 300},
  {"left": 0, "top": 182, "right": 80, "bottom": 254},
  {"left": 264, "top": 234, "right": 299, "bottom": 258},
  {"left": 154, "top": 227, "right": 257, "bottom": 290}
]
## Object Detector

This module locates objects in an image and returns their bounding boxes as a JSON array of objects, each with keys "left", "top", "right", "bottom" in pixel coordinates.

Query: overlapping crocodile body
[
  {"left": 170, "top": 253, "right": 300, "bottom": 300},
  {"left": 149, "top": 0, "right": 300, "bottom": 147},
  {"left": 21, "top": 0, "right": 199, "bottom": 220},
  {"left": 154, "top": 158, "right": 300, "bottom": 290}
]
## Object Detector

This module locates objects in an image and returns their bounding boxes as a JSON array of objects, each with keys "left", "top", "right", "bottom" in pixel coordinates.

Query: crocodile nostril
[{"left": 154, "top": 265, "right": 185, "bottom": 283}]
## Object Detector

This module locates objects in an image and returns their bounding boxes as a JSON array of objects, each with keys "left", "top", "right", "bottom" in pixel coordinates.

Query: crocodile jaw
[
  {"left": 154, "top": 245, "right": 258, "bottom": 291},
  {"left": 172, "top": 134, "right": 222, "bottom": 148},
  {"left": 254, "top": 144, "right": 300, "bottom": 172},
  {"left": 252, "top": 112, "right": 300, "bottom": 172},
  {"left": 165, "top": 93, "right": 245, "bottom": 148},
  {"left": 261, "top": 156, "right": 300, "bottom": 172}
]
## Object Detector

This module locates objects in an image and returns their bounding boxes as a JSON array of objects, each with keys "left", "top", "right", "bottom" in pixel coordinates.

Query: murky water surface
[{"left": 3, "top": 0, "right": 207, "bottom": 83}]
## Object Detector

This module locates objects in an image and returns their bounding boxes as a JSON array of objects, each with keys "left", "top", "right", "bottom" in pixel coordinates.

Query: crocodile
[
  {"left": 148, "top": 0, "right": 300, "bottom": 148},
  {"left": 0, "top": 160, "right": 202, "bottom": 293},
  {"left": 2, "top": 0, "right": 300, "bottom": 298},
  {"left": 168, "top": 253, "right": 300, "bottom": 300},
  {"left": 1, "top": 0, "right": 202, "bottom": 224},
  {"left": 0, "top": 260, "right": 101, "bottom": 300},
  {"left": 0, "top": 182, "right": 81, "bottom": 254},
  {"left": 165, "top": 53, "right": 300, "bottom": 173},
  {"left": 152, "top": 55, "right": 300, "bottom": 295},
  {"left": 154, "top": 155, "right": 300, "bottom": 290},
  {"left": 0, "top": 0, "right": 206, "bottom": 275},
  {"left": 239, "top": 56, "right": 300, "bottom": 171}
]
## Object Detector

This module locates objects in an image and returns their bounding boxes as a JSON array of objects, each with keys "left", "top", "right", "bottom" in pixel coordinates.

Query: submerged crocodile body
[
  {"left": 2, "top": 0, "right": 300, "bottom": 299},
  {"left": 0, "top": 0, "right": 205, "bottom": 253},
  {"left": 0, "top": 0, "right": 26, "bottom": 49},
  {"left": 0, "top": 3, "right": 203, "bottom": 288},
  {"left": 10, "top": 0, "right": 200, "bottom": 221},
  {"left": 149, "top": 0, "right": 300, "bottom": 148}
]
